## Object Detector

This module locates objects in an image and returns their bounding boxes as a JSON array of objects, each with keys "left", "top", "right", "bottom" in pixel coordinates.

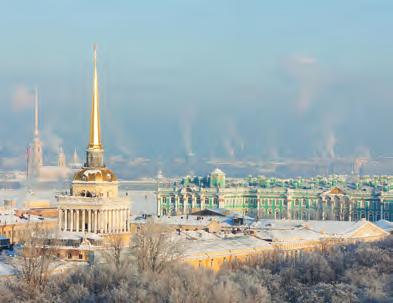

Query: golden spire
[{"left": 88, "top": 44, "right": 102, "bottom": 149}]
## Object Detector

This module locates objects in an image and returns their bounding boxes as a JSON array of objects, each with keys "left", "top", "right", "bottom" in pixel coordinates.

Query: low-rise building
[{"left": 177, "top": 219, "right": 389, "bottom": 271}]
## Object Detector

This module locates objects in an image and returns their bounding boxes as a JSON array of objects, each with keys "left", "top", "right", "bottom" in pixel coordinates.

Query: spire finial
[
  {"left": 34, "top": 87, "right": 39, "bottom": 137},
  {"left": 88, "top": 44, "right": 102, "bottom": 149}
]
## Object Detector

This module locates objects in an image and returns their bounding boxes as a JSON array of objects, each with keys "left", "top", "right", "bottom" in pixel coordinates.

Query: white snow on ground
[{"left": 0, "top": 261, "right": 14, "bottom": 277}]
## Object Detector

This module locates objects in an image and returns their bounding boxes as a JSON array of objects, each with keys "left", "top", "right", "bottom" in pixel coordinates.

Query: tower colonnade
[{"left": 59, "top": 207, "right": 131, "bottom": 234}]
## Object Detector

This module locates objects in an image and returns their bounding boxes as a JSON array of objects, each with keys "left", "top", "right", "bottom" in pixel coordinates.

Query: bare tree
[
  {"left": 9, "top": 222, "right": 58, "bottom": 291},
  {"left": 131, "top": 220, "right": 182, "bottom": 273},
  {"left": 101, "top": 233, "right": 130, "bottom": 270}
]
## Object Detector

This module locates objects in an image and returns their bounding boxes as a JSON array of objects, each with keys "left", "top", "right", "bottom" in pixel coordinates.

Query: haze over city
[
  {"left": 1, "top": 1, "right": 393, "bottom": 177},
  {"left": 0, "top": 2, "right": 393, "bottom": 303}
]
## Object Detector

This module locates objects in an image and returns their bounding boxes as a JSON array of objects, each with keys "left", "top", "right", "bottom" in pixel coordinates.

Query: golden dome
[{"left": 73, "top": 167, "right": 117, "bottom": 182}]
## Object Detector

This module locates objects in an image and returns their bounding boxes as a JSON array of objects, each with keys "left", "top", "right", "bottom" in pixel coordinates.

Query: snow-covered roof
[
  {"left": 180, "top": 234, "right": 273, "bottom": 257},
  {"left": 130, "top": 214, "right": 230, "bottom": 227},
  {"left": 375, "top": 220, "right": 393, "bottom": 233},
  {"left": 0, "top": 209, "right": 54, "bottom": 226},
  {"left": 250, "top": 219, "right": 385, "bottom": 239}
]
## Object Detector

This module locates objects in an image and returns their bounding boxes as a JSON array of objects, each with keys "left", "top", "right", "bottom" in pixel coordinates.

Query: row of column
[
  {"left": 59, "top": 208, "right": 130, "bottom": 233},
  {"left": 158, "top": 195, "right": 220, "bottom": 215}
]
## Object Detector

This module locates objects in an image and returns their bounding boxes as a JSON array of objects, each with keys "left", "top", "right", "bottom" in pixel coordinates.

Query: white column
[
  {"left": 120, "top": 209, "right": 124, "bottom": 232},
  {"left": 111, "top": 210, "right": 114, "bottom": 233},
  {"left": 121, "top": 209, "right": 124, "bottom": 232},
  {"left": 127, "top": 209, "right": 130, "bottom": 231},
  {"left": 94, "top": 210, "right": 98, "bottom": 233},
  {"left": 82, "top": 210, "right": 85, "bottom": 232},
  {"left": 120, "top": 209, "right": 123, "bottom": 231},
  {"left": 112, "top": 210, "right": 115, "bottom": 233},
  {"left": 117, "top": 209, "right": 120, "bottom": 232},
  {"left": 114, "top": 210, "right": 117, "bottom": 233},
  {"left": 76, "top": 210, "right": 80, "bottom": 232},
  {"left": 104, "top": 210, "right": 107, "bottom": 233},
  {"left": 64, "top": 209, "right": 68, "bottom": 231},
  {"left": 98, "top": 210, "right": 102, "bottom": 233},
  {"left": 58, "top": 209, "right": 62, "bottom": 231},
  {"left": 106, "top": 210, "right": 109, "bottom": 233},
  {"left": 88, "top": 210, "right": 91, "bottom": 232},
  {"left": 108, "top": 209, "right": 111, "bottom": 233},
  {"left": 70, "top": 209, "right": 74, "bottom": 232}
]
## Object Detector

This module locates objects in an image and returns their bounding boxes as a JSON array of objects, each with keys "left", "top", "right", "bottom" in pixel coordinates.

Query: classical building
[
  {"left": 157, "top": 169, "right": 393, "bottom": 222},
  {"left": 56, "top": 46, "right": 131, "bottom": 234}
]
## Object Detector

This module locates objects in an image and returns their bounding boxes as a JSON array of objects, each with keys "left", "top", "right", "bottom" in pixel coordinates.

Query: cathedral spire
[
  {"left": 34, "top": 87, "right": 39, "bottom": 137},
  {"left": 88, "top": 44, "right": 102, "bottom": 149}
]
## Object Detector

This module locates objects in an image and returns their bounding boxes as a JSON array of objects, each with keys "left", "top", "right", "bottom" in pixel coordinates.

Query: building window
[{"left": 79, "top": 254, "right": 83, "bottom": 260}]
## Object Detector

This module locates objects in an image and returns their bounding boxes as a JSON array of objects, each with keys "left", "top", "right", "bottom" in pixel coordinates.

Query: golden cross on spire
[{"left": 88, "top": 44, "right": 102, "bottom": 149}]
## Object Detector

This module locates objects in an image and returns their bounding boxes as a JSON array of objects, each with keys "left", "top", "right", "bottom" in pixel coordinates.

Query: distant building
[
  {"left": 157, "top": 170, "right": 393, "bottom": 222},
  {"left": 131, "top": 212, "right": 388, "bottom": 271},
  {"left": 26, "top": 89, "right": 71, "bottom": 182},
  {"left": 68, "top": 148, "right": 82, "bottom": 169},
  {"left": 57, "top": 146, "right": 66, "bottom": 168}
]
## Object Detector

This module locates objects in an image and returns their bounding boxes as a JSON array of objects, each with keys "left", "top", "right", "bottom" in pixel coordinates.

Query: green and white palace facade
[{"left": 157, "top": 169, "right": 393, "bottom": 222}]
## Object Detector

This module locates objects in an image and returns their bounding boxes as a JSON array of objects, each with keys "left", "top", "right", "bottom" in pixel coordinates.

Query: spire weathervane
[{"left": 88, "top": 44, "right": 102, "bottom": 149}]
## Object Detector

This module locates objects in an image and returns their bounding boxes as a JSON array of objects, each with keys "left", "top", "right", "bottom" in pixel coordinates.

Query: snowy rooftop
[
  {"left": 177, "top": 232, "right": 273, "bottom": 257},
  {"left": 130, "top": 214, "right": 234, "bottom": 227},
  {"left": 251, "top": 219, "right": 381, "bottom": 239},
  {"left": 375, "top": 220, "right": 393, "bottom": 232},
  {"left": 0, "top": 209, "right": 55, "bottom": 226},
  {"left": 54, "top": 231, "right": 103, "bottom": 241}
]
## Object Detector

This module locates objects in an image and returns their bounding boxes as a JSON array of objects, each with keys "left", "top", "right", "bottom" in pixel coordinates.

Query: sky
[{"left": 0, "top": 1, "right": 393, "bottom": 172}]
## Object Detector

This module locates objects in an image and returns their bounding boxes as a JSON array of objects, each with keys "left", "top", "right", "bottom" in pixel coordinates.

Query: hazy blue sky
[{"left": 1, "top": 1, "right": 393, "bottom": 166}]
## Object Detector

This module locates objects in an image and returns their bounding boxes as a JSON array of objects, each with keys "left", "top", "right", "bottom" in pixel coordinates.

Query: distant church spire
[
  {"left": 73, "top": 148, "right": 79, "bottom": 164},
  {"left": 86, "top": 45, "right": 104, "bottom": 168},
  {"left": 28, "top": 87, "right": 43, "bottom": 179}
]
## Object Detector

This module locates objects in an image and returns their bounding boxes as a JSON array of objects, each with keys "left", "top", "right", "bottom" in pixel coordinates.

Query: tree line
[{"left": 0, "top": 222, "right": 392, "bottom": 303}]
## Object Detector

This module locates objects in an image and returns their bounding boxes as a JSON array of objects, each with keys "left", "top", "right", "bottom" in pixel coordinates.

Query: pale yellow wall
[
  {"left": 183, "top": 231, "right": 388, "bottom": 271},
  {"left": 0, "top": 221, "right": 57, "bottom": 244},
  {"left": 24, "top": 200, "right": 51, "bottom": 208}
]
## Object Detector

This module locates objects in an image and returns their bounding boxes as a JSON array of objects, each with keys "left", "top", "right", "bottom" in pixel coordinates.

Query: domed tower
[
  {"left": 210, "top": 168, "right": 226, "bottom": 188},
  {"left": 57, "top": 46, "right": 130, "bottom": 234}
]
